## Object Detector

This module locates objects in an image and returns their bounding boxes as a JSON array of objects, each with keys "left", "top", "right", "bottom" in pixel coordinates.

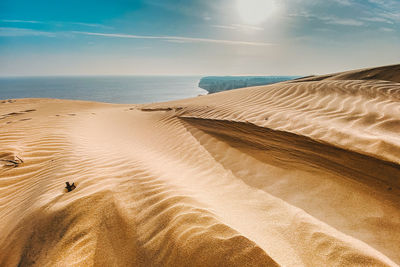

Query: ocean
[
  {"left": 0, "top": 75, "right": 299, "bottom": 104},
  {"left": 0, "top": 76, "right": 206, "bottom": 104}
]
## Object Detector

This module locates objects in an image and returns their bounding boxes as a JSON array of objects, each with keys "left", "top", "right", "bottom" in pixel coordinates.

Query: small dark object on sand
[
  {"left": 65, "top": 182, "right": 76, "bottom": 192},
  {"left": 1, "top": 156, "right": 23, "bottom": 167}
]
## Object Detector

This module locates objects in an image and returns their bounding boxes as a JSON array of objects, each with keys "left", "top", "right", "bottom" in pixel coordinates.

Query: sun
[{"left": 236, "top": 0, "right": 277, "bottom": 25}]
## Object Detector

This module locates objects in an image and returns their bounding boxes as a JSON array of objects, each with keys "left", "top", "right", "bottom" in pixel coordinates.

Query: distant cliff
[{"left": 198, "top": 76, "right": 299, "bottom": 94}]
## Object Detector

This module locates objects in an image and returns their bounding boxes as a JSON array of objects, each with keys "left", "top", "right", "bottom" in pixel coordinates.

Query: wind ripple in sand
[{"left": 145, "top": 79, "right": 400, "bottom": 164}]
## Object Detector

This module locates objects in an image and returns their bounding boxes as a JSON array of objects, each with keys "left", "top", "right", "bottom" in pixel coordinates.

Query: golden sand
[{"left": 1, "top": 65, "right": 399, "bottom": 266}]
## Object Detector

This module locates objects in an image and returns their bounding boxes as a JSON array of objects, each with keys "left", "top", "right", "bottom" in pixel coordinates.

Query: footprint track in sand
[
  {"left": 0, "top": 109, "right": 36, "bottom": 120},
  {"left": 54, "top": 114, "right": 82, "bottom": 118},
  {"left": 0, "top": 100, "right": 16, "bottom": 104}
]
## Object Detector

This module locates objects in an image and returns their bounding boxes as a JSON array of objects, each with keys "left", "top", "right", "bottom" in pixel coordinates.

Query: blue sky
[{"left": 0, "top": 0, "right": 399, "bottom": 76}]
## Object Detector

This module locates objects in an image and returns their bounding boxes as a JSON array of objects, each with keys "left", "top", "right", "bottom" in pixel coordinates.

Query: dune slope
[{"left": 1, "top": 65, "right": 400, "bottom": 266}]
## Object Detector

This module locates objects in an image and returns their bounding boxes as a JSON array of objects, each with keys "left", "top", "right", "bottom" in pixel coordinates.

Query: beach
[{"left": 1, "top": 65, "right": 399, "bottom": 266}]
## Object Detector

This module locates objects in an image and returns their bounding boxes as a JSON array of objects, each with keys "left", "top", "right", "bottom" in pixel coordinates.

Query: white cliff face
[{"left": 198, "top": 76, "right": 300, "bottom": 93}]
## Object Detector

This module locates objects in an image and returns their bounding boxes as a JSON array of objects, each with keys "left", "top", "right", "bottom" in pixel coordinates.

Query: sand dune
[
  {"left": 1, "top": 65, "right": 399, "bottom": 266},
  {"left": 294, "top": 64, "right": 400, "bottom": 83}
]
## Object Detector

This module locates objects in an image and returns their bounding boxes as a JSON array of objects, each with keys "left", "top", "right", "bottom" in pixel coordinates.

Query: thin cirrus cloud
[
  {"left": 361, "top": 16, "right": 394, "bottom": 24},
  {"left": 71, "top": 22, "right": 113, "bottom": 29},
  {"left": 1, "top": 19, "right": 113, "bottom": 29},
  {"left": 380, "top": 27, "right": 395, "bottom": 32},
  {"left": 323, "top": 17, "right": 365, "bottom": 26},
  {"left": 287, "top": 0, "right": 400, "bottom": 28},
  {"left": 0, "top": 27, "right": 55, "bottom": 37},
  {"left": 291, "top": 12, "right": 365, "bottom": 27},
  {"left": 1, "top": 19, "right": 43, "bottom": 24},
  {"left": 0, "top": 27, "right": 273, "bottom": 46},
  {"left": 332, "top": 0, "right": 353, "bottom": 6},
  {"left": 72, "top": 31, "right": 274, "bottom": 46},
  {"left": 212, "top": 24, "right": 264, "bottom": 31}
]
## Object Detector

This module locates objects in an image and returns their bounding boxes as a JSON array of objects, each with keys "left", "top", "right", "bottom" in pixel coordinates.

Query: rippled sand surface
[{"left": 1, "top": 65, "right": 399, "bottom": 266}]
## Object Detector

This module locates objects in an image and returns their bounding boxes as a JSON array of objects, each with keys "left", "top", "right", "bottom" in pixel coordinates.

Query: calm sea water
[{"left": 0, "top": 76, "right": 206, "bottom": 104}]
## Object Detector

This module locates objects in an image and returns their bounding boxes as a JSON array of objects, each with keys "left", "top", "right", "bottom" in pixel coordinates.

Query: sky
[{"left": 0, "top": 0, "right": 399, "bottom": 76}]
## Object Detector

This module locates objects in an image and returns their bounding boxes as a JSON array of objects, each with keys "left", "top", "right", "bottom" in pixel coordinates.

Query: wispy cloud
[
  {"left": 1, "top": 19, "right": 43, "bottom": 24},
  {"left": 379, "top": 10, "right": 400, "bottom": 23},
  {"left": 361, "top": 16, "right": 394, "bottom": 24},
  {"left": 1, "top": 19, "right": 112, "bottom": 29},
  {"left": 72, "top": 31, "right": 274, "bottom": 46},
  {"left": 332, "top": 0, "right": 353, "bottom": 6},
  {"left": 291, "top": 12, "right": 365, "bottom": 26},
  {"left": 212, "top": 24, "right": 264, "bottom": 31},
  {"left": 380, "top": 27, "right": 395, "bottom": 32},
  {"left": 323, "top": 17, "right": 364, "bottom": 26},
  {"left": 71, "top": 22, "right": 113, "bottom": 29},
  {"left": 367, "top": 0, "right": 400, "bottom": 23},
  {"left": 287, "top": 0, "right": 400, "bottom": 30},
  {"left": 0, "top": 27, "right": 55, "bottom": 37},
  {"left": 368, "top": 0, "right": 398, "bottom": 8}
]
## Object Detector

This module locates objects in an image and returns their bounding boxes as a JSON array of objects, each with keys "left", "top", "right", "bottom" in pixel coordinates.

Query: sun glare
[{"left": 236, "top": 0, "right": 277, "bottom": 25}]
